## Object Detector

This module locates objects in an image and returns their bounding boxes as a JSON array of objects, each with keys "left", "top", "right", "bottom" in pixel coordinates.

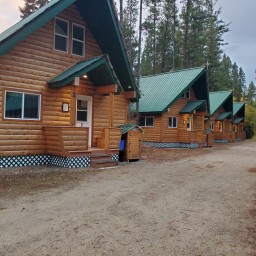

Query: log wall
[
  {"left": 0, "top": 4, "right": 129, "bottom": 156},
  {"left": 141, "top": 88, "right": 207, "bottom": 144}
]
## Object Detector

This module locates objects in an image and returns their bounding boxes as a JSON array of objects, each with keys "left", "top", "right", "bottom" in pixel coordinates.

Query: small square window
[
  {"left": 182, "top": 89, "right": 190, "bottom": 99},
  {"left": 168, "top": 116, "right": 178, "bottom": 128}
]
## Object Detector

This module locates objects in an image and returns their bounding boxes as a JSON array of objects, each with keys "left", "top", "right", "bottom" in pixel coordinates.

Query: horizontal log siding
[
  {"left": 0, "top": 5, "right": 104, "bottom": 156},
  {"left": 141, "top": 115, "right": 161, "bottom": 142},
  {"left": 113, "top": 93, "right": 129, "bottom": 126},
  {"left": 0, "top": 124, "right": 45, "bottom": 156}
]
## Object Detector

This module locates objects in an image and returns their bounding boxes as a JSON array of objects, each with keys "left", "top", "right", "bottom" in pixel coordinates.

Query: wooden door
[{"left": 127, "top": 130, "right": 142, "bottom": 159}]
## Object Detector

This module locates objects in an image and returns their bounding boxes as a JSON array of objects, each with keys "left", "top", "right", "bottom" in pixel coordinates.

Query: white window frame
[
  {"left": 210, "top": 122, "right": 214, "bottom": 130},
  {"left": 139, "top": 116, "right": 154, "bottom": 127},
  {"left": 4, "top": 91, "right": 41, "bottom": 121},
  {"left": 54, "top": 17, "right": 69, "bottom": 53},
  {"left": 72, "top": 23, "right": 85, "bottom": 57},
  {"left": 168, "top": 116, "right": 178, "bottom": 128},
  {"left": 182, "top": 89, "right": 190, "bottom": 99}
]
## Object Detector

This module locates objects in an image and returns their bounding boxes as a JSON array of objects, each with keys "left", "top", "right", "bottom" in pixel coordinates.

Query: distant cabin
[
  {"left": 136, "top": 67, "right": 210, "bottom": 148},
  {"left": 0, "top": 0, "right": 139, "bottom": 168},
  {"left": 233, "top": 102, "right": 245, "bottom": 140},
  {"left": 209, "top": 91, "right": 234, "bottom": 142}
]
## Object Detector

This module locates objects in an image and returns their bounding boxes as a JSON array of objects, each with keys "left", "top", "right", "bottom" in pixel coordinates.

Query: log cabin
[
  {"left": 209, "top": 91, "right": 234, "bottom": 142},
  {"left": 137, "top": 67, "right": 210, "bottom": 148},
  {"left": 233, "top": 102, "right": 245, "bottom": 140},
  {"left": 0, "top": 0, "right": 139, "bottom": 168}
]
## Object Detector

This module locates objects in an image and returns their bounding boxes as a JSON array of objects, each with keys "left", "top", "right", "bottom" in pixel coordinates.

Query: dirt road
[{"left": 0, "top": 141, "right": 256, "bottom": 256}]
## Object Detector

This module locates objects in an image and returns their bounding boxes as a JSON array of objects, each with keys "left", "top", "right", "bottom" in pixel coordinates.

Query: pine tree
[
  {"left": 204, "top": 0, "right": 229, "bottom": 91},
  {"left": 141, "top": 0, "right": 161, "bottom": 75},
  {"left": 19, "top": 0, "right": 50, "bottom": 18},
  {"left": 214, "top": 54, "right": 232, "bottom": 91},
  {"left": 246, "top": 81, "right": 256, "bottom": 105},
  {"left": 122, "top": 0, "right": 139, "bottom": 71}
]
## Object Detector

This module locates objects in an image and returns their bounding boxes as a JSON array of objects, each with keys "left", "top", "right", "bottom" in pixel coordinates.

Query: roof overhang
[
  {"left": 216, "top": 112, "right": 232, "bottom": 121},
  {"left": 180, "top": 100, "right": 206, "bottom": 114},
  {"left": 233, "top": 117, "right": 244, "bottom": 124},
  {"left": 48, "top": 55, "right": 122, "bottom": 92}
]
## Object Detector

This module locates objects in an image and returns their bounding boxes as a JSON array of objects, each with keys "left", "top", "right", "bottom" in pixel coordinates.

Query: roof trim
[
  {"left": 48, "top": 55, "right": 122, "bottom": 89},
  {"left": 233, "top": 117, "right": 244, "bottom": 124},
  {"left": 216, "top": 112, "right": 232, "bottom": 121}
]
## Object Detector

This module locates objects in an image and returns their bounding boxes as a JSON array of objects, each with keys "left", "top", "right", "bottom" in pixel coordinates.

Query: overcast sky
[{"left": 0, "top": 0, "right": 255, "bottom": 86}]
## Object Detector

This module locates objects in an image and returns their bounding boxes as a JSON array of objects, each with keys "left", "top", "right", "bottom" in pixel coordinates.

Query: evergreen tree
[
  {"left": 204, "top": 0, "right": 229, "bottom": 91},
  {"left": 214, "top": 54, "right": 232, "bottom": 91},
  {"left": 156, "top": 0, "right": 178, "bottom": 72},
  {"left": 246, "top": 81, "right": 256, "bottom": 105},
  {"left": 19, "top": 0, "right": 50, "bottom": 18},
  {"left": 179, "top": 0, "right": 207, "bottom": 68},
  {"left": 122, "top": 0, "right": 139, "bottom": 71},
  {"left": 141, "top": 0, "right": 161, "bottom": 75}
]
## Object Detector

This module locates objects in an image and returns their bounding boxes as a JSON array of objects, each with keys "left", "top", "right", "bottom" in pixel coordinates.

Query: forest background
[{"left": 18, "top": 0, "right": 256, "bottom": 134}]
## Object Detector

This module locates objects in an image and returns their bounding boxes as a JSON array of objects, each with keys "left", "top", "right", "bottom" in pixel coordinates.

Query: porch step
[{"left": 90, "top": 152, "right": 118, "bottom": 168}]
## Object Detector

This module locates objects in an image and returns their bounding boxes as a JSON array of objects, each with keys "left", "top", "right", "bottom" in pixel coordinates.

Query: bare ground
[{"left": 0, "top": 141, "right": 255, "bottom": 256}]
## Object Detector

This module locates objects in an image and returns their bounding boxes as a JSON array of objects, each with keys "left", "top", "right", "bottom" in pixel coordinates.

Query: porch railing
[{"left": 43, "top": 126, "right": 89, "bottom": 157}]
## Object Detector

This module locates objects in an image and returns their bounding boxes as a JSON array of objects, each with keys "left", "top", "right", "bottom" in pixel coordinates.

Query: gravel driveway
[{"left": 0, "top": 141, "right": 256, "bottom": 256}]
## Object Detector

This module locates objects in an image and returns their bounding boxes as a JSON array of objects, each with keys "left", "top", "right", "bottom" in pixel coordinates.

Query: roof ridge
[{"left": 141, "top": 66, "right": 206, "bottom": 79}]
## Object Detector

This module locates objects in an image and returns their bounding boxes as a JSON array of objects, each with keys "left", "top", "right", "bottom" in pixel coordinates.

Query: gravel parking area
[{"left": 0, "top": 141, "right": 255, "bottom": 256}]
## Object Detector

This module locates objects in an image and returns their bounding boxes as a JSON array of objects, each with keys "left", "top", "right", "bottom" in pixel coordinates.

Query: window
[
  {"left": 168, "top": 116, "right": 178, "bottom": 128},
  {"left": 5, "top": 91, "right": 40, "bottom": 120},
  {"left": 72, "top": 24, "right": 85, "bottom": 56},
  {"left": 139, "top": 116, "right": 154, "bottom": 127},
  {"left": 182, "top": 89, "right": 190, "bottom": 99},
  {"left": 77, "top": 100, "right": 88, "bottom": 122},
  {"left": 210, "top": 122, "right": 214, "bottom": 130},
  {"left": 55, "top": 18, "right": 69, "bottom": 52}
]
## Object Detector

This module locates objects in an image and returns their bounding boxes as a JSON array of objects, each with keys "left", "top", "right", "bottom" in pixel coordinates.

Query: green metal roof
[
  {"left": 216, "top": 112, "right": 232, "bottom": 121},
  {"left": 180, "top": 100, "right": 206, "bottom": 114},
  {"left": 233, "top": 102, "right": 245, "bottom": 116},
  {"left": 209, "top": 91, "right": 233, "bottom": 116},
  {"left": 48, "top": 55, "right": 121, "bottom": 89},
  {"left": 0, "top": 0, "right": 139, "bottom": 100},
  {"left": 233, "top": 117, "right": 244, "bottom": 124},
  {"left": 118, "top": 124, "right": 143, "bottom": 135},
  {"left": 139, "top": 67, "right": 209, "bottom": 113}
]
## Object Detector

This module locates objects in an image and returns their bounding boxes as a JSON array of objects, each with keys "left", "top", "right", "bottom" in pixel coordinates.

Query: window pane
[
  {"left": 168, "top": 117, "right": 173, "bottom": 127},
  {"left": 55, "top": 35, "right": 68, "bottom": 52},
  {"left": 55, "top": 19, "right": 68, "bottom": 36},
  {"left": 173, "top": 117, "right": 177, "bottom": 127},
  {"left": 24, "top": 94, "right": 39, "bottom": 119},
  {"left": 138, "top": 117, "right": 145, "bottom": 126},
  {"left": 77, "top": 111, "right": 87, "bottom": 122},
  {"left": 77, "top": 100, "right": 87, "bottom": 110},
  {"left": 73, "top": 25, "right": 84, "bottom": 41},
  {"left": 146, "top": 117, "right": 153, "bottom": 127},
  {"left": 72, "top": 41, "right": 84, "bottom": 56},
  {"left": 5, "top": 92, "right": 22, "bottom": 118}
]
